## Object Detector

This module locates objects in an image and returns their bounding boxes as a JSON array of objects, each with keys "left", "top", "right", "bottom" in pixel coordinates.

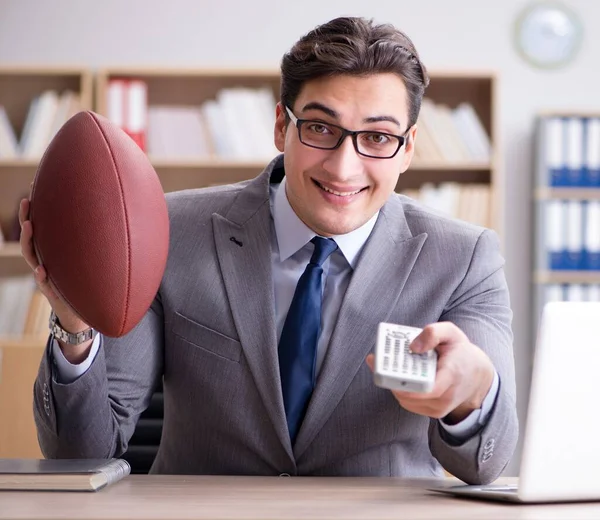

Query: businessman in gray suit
[{"left": 21, "top": 16, "right": 517, "bottom": 483}]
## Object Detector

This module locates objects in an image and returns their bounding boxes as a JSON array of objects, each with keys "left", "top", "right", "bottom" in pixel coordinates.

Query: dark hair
[{"left": 280, "top": 16, "right": 429, "bottom": 128}]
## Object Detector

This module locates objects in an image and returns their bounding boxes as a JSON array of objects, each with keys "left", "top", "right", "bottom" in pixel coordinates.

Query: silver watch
[{"left": 49, "top": 310, "right": 97, "bottom": 345}]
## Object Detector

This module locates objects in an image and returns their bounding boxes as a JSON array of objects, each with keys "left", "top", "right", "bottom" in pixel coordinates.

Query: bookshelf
[
  {"left": 0, "top": 67, "right": 499, "bottom": 458},
  {"left": 0, "top": 67, "right": 93, "bottom": 277},
  {"left": 533, "top": 112, "right": 600, "bottom": 329},
  {"left": 0, "top": 68, "right": 91, "bottom": 458},
  {"left": 95, "top": 68, "right": 280, "bottom": 193},
  {"left": 400, "top": 71, "right": 499, "bottom": 237},
  {"left": 95, "top": 68, "right": 500, "bottom": 232}
]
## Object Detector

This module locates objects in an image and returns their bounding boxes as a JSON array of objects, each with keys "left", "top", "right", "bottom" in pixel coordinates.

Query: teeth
[{"left": 318, "top": 182, "right": 362, "bottom": 197}]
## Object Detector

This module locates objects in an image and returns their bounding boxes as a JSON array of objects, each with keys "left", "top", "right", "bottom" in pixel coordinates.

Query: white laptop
[{"left": 431, "top": 301, "right": 600, "bottom": 503}]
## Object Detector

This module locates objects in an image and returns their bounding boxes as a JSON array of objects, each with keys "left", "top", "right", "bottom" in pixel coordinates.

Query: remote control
[{"left": 373, "top": 322, "right": 437, "bottom": 393}]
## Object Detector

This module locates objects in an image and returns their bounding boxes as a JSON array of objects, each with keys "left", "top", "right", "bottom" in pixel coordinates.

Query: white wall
[{"left": 1, "top": 0, "right": 598, "bottom": 475}]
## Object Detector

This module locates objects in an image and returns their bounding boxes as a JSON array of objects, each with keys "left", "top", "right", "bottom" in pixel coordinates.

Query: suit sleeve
[
  {"left": 428, "top": 228, "right": 518, "bottom": 484},
  {"left": 33, "top": 294, "right": 164, "bottom": 459}
]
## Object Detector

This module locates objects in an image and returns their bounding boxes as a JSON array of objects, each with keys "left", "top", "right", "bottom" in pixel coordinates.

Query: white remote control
[{"left": 373, "top": 322, "right": 437, "bottom": 393}]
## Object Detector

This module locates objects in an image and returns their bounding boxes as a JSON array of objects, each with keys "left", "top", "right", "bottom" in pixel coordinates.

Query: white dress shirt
[{"left": 53, "top": 177, "right": 499, "bottom": 440}]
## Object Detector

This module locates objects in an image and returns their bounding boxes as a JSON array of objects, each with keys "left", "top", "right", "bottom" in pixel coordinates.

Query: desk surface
[{"left": 1, "top": 475, "right": 600, "bottom": 520}]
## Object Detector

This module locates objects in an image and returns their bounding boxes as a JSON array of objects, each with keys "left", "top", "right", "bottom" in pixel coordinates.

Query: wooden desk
[{"left": 1, "top": 475, "right": 600, "bottom": 519}]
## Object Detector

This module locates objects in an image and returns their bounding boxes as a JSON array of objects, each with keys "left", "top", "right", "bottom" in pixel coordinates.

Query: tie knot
[{"left": 309, "top": 237, "right": 338, "bottom": 267}]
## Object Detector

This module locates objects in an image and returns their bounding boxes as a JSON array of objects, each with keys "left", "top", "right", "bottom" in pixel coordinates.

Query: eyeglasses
[{"left": 285, "top": 106, "right": 410, "bottom": 159}]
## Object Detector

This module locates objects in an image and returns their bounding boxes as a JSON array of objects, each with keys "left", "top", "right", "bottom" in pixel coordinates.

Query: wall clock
[{"left": 514, "top": 2, "right": 583, "bottom": 69}]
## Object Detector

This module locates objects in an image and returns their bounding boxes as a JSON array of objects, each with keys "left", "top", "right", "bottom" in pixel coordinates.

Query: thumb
[{"left": 365, "top": 353, "right": 375, "bottom": 373}]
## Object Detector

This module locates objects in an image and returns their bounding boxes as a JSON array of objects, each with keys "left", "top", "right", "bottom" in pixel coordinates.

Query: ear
[
  {"left": 274, "top": 102, "right": 287, "bottom": 152},
  {"left": 399, "top": 124, "right": 418, "bottom": 174}
]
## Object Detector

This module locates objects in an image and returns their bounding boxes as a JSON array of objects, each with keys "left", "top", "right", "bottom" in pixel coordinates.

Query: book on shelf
[
  {"left": 535, "top": 114, "right": 600, "bottom": 325},
  {"left": 400, "top": 182, "right": 490, "bottom": 228},
  {"left": 107, "top": 78, "right": 147, "bottom": 151},
  {"left": 539, "top": 116, "right": 600, "bottom": 187},
  {"left": 413, "top": 99, "right": 491, "bottom": 164},
  {"left": 17, "top": 90, "right": 82, "bottom": 160},
  {"left": 105, "top": 78, "right": 279, "bottom": 161},
  {"left": 543, "top": 283, "right": 600, "bottom": 306},
  {"left": 103, "top": 78, "right": 492, "bottom": 165},
  {"left": 0, "top": 458, "right": 130, "bottom": 492},
  {"left": 541, "top": 198, "right": 600, "bottom": 271},
  {"left": 0, "top": 277, "right": 51, "bottom": 337},
  {"left": 0, "top": 105, "right": 19, "bottom": 159}
]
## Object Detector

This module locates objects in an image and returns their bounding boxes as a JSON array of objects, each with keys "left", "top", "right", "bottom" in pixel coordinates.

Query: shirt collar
[{"left": 273, "top": 177, "right": 379, "bottom": 268}]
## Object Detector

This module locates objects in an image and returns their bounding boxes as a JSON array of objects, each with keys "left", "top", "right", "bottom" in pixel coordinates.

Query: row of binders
[
  {"left": 400, "top": 182, "right": 490, "bottom": 228},
  {"left": 0, "top": 91, "right": 83, "bottom": 159},
  {"left": 543, "top": 200, "right": 600, "bottom": 270},
  {"left": 543, "top": 284, "right": 600, "bottom": 303},
  {"left": 105, "top": 79, "right": 492, "bottom": 162},
  {"left": 540, "top": 116, "right": 600, "bottom": 187}
]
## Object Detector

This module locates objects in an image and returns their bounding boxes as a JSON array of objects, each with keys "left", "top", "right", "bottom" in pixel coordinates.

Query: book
[{"left": 0, "top": 458, "right": 130, "bottom": 492}]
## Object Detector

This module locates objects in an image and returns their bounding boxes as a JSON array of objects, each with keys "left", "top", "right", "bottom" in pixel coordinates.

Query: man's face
[{"left": 274, "top": 73, "right": 417, "bottom": 237}]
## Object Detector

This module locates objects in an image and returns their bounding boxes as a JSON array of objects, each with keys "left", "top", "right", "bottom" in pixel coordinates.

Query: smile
[{"left": 313, "top": 180, "right": 366, "bottom": 197}]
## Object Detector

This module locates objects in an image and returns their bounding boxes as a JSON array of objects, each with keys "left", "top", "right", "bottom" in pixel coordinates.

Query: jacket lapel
[
  {"left": 212, "top": 157, "right": 294, "bottom": 462},
  {"left": 294, "top": 197, "right": 428, "bottom": 458}
]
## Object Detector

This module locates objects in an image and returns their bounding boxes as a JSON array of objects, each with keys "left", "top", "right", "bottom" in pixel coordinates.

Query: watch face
[{"left": 514, "top": 2, "right": 583, "bottom": 69}]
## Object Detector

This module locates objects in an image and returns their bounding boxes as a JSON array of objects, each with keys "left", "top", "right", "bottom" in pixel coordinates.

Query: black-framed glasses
[{"left": 285, "top": 106, "right": 410, "bottom": 159}]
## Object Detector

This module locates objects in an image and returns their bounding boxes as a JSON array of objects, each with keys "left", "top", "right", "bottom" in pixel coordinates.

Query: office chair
[{"left": 122, "top": 383, "right": 164, "bottom": 474}]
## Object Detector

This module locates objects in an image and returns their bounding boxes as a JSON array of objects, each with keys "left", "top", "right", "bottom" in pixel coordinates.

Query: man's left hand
[{"left": 366, "top": 322, "right": 495, "bottom": 423}]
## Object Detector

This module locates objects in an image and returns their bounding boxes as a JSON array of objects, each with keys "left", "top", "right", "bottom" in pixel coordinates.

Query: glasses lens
[
  {"left": 357, "top": 132, "right": 402, "bottom": 158},
  {"left": 299, "top": 121, "right": 343, "bottom": 149}
]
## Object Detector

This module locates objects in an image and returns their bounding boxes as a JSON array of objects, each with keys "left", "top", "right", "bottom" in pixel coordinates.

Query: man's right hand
[{"left": 19, "top": 194, "right": 94, "bottom": 364}]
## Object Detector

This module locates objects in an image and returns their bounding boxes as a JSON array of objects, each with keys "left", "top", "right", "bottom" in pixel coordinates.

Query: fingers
[
  {"left": 365, "top": 353, "right": 375, "bottom": 372},
  {"left": 391, "top": 366, "right": 453, "bottom": 403},
  {"left": 33, "top": 264, "right": 60, "bottom": 306},
  {"left": 19, "top": 219, "right": 39, "bottom": 271},
  {"left": 18, "top": 197, "right": 29, "bottom": 227},
  {"left": 409, "top": 322, "right": 468, "bottom": 354}
]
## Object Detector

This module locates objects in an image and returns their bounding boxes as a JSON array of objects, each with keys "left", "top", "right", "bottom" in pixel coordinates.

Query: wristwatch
[{"left": 49, "top": 310, "right": 97, "bottom": 345}]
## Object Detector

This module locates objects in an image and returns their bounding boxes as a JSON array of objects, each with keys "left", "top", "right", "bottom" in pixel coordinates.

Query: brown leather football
[{"left": 29, "top": 111, "right": 169, "bottom": 337}]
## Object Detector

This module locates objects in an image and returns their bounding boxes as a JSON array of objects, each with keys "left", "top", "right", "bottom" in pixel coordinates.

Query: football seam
[{"left": 88, "top": 112, "right": 132, "bottom": 337}]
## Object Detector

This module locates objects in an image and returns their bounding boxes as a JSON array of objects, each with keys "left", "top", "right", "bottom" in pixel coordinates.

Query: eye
[
  {"left": 363, "top": 132, "right": 392, "bottom": 144},
  {"left": 306, "top": 122, "right": 332, "bottom": 135}
]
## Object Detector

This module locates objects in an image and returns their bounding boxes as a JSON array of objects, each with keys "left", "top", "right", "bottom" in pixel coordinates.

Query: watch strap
[{"left": 49, "top": 311, "right": 97, "bottom": 345}]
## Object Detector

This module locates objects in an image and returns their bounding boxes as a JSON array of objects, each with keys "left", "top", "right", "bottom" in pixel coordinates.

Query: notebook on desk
[
  {"left": 431, "top": 301, "right": 600, "bottom": 503},
  {"left": 0, "top": 458, "right": 130, "bottom": 492}
]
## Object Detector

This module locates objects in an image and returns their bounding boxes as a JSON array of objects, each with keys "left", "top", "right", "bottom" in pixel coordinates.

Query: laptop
[{"left": 430, "top": 301, "right": 600, "bottom": 503}]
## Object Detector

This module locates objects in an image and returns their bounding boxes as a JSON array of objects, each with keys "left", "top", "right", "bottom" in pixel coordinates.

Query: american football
[{"left": 29, "top": 110, "right": 169, "bottom": 337}]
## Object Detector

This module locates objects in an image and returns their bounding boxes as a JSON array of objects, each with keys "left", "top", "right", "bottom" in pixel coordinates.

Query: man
[{"left": 22, "top": 16, "right": 517, "bottom": 483}]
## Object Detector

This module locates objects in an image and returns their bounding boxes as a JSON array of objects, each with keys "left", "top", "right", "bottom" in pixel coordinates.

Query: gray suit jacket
[{"left": 34, "top": 155, "right": 518, "bottom": 483}]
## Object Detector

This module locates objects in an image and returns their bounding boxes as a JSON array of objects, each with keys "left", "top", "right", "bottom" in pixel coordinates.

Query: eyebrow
[{"left": 300, "top": 101, "right": 402, "bottom": 128}]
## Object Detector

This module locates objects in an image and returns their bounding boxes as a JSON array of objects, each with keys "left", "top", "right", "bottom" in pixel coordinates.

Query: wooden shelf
[
  {"left": 0, "top": 68, "right": 92, "bottom": 244},
  {"left": 0, "top": 159, "right": 39, "bottom": 168},
  {"left": 410, "top": 161, "right": 491, "bottom": 171},
  {"left": 0, "top": 334, "right": 45, "bottom": 459},
  {"left": 0, "top": 157, "right": 493, "bottom": 172},
  {"left": 0, "top": 65, "right": 502, "bottom": 462},
  {"left": 534, "top": 271, "right": 600, "bottom": 284},
  {"left": 93, "top": 68, "right": 500, "bottom": 233},
  {"left": 0, "top": 241, "right": 21, "bottom": 257},
  {"left": 535, "top": 187, "right": 600, "bottom": 200},
  {"left": 149, "top": 158, "right": 271, "bottom": 169},
  {"left": 0, "top": 242, "right": 28, "bottom": 277}
]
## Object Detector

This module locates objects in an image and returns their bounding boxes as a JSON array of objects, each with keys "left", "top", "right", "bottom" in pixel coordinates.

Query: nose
[{"left": 321, "top": 134, "right": 364, "bottom": 181}]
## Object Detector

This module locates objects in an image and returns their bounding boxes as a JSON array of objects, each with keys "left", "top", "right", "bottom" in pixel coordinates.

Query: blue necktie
[{"left": 278, "top": 236, "right": 338, "bottom": 443}]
